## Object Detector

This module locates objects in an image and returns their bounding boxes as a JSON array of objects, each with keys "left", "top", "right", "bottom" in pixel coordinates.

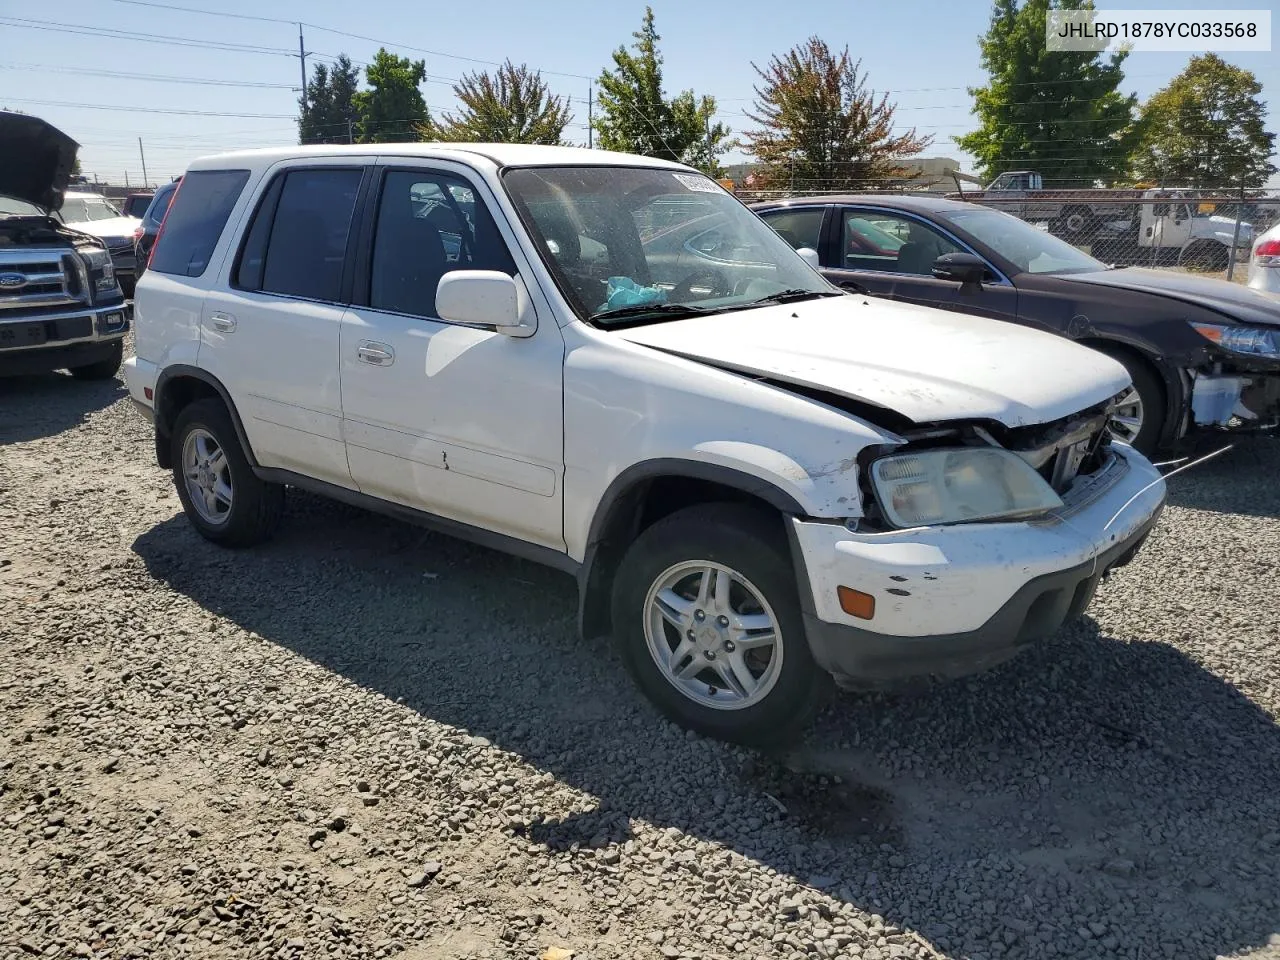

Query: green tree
[
  {"left": 298, "top": 54, "right": 361, "bottom": 145},
  {"left": 1131, "top": 54, "right": 1276, "bottom": 188},
  {"left": 353, "top": 49, "right": 429, "bottom": 144},
  {"left": 745, "top": 38, "right": 931, "bottom": 191},
  {"left": 426, "top": 61, "right": 572, "bottom": 144},
  {"left": 958, "top": 0, "right": 1137, "bottom": 186},
  {"left": 593, "top": 7, "right": 730, "bottom": 173}
]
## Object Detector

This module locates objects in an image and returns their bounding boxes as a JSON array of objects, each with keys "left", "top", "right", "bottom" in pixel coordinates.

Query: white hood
[
  {"left": 615, "top": 295, "right": 1130, "bottom": 428},
  {"left": 64, "top": 215, "right": 139, "bottom": 240}
]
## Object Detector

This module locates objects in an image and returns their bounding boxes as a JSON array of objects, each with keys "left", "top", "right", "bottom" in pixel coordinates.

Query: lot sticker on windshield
[{"left": 672, "top": 173, "right": 720, "bottom": 193}]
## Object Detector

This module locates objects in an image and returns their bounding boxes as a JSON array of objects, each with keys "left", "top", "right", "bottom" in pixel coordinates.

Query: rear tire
[
  {"left": 67, "top": 340, "right": 123, "bottom": 381},
  {"left": 171, "top": 398, "right": 283, "bottom": 547},
  {"left": 1181, "top": 241, "right": 1228, "bottom": 272},
  {"left": 610, "top": 503, "right": 832, "bottom": 746}
]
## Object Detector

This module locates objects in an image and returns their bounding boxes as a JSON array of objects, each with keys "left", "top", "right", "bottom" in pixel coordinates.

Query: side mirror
[
  {"left": 796, "top": 247, "right": 821, "bottom": 270},
  {"left": 932, "top": 252, "right": 988, "bottom": 287},
  {"left": 435, "top": 271, "right": 529, "bottom": 335}
]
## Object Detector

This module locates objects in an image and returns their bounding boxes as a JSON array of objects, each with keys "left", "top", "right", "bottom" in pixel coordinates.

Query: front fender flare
[{"left": 576, "top": 456, "right": 819, "bottom": 641}]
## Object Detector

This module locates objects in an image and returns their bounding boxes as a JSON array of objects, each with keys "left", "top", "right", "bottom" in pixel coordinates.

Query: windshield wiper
[
  {"left": 590, "top": 302, "right": 718, "bottom": 324},
  {"left": 741, "top": 288, "right": 841, "bottom": 306}
]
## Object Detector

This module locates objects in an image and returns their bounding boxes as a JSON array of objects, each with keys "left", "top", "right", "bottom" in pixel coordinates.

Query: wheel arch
[
  {"left": 153, "top": 365, "right": 258, "bottom": 470},
  {"left": 577, "top": 459, "right": 805, "bottom": 642},
  {"left": 1075, "top": 336, "right": 1184, "bottom": 445}
]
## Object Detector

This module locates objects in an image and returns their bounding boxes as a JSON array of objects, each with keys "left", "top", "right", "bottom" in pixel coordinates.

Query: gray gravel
[{"left": 2, "top": 355, "right": 1280, "bottom": 960}]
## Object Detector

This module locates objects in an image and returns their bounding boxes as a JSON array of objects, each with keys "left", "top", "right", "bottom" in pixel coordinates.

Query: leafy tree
[
  {"left": 298, "top": 55, "right": 361, "bottom": 145},
  {"left": 353, "top": 49, "right": 429, "bottom": 144},
  {"left": 1131, "top": 54, "right": 1276, "bottom": 188},
  {"left": 957, "top": 0, "right": 1136, "bottom": 186},
  {"left": 426, "top": 61, "right": 572, "bottom": 145},
  {"left": 593, "top": 7, "right": 730, "bottom": 173},
  {"left": 745, "top": 38, "right": 931, "bottom": 191}
]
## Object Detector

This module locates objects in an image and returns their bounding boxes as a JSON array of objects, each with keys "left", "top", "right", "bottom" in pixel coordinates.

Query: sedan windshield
[
  {"left": 943, "top": 207, "right": 1105, "bottom": 275},
  {"left": 60, "top": 196, "right": 123, "bottom": 223},
  {"left": 502, "top": 166, "right": 835, "bottom": 324}
]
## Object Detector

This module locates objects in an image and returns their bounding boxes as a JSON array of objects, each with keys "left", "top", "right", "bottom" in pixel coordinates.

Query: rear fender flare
[{"left": 153, "top": 365, "right": 258, "bottom": 468}]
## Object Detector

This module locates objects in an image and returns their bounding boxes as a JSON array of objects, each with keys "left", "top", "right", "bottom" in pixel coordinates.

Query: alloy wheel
[
  {"left": 1109, "top": 386, "right": 1144, "bottom": 445},
  {"left": 643, "top": 560, "right": 784, "bottom": 710},
  {"left": 181, "top": 428, "right": 233, "bottom": 525}
]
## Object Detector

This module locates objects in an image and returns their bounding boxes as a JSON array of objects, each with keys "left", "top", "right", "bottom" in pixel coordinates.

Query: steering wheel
[{"left": 668, "top": 268, "right": 733, "bottom": 303}]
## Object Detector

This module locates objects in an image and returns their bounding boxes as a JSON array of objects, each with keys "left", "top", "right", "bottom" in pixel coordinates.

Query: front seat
[{"left": 895, "top": 241, "right": 932, "bottom": 276}]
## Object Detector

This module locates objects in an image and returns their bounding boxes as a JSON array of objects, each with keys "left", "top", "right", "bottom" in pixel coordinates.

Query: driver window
[
  {"left": 842, "top": 210, "right": 963, "bottom": 275},
  {"left": 369, "top": 170, "right": 515, "bottom": 320}
]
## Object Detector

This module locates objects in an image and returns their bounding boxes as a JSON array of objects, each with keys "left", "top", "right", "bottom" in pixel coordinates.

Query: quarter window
[
  {"left": 368, "top": 170, "right": 515, "bottom": 319},
  {"left": 149, "top": 169, "right": 249, "bottom": 278}
]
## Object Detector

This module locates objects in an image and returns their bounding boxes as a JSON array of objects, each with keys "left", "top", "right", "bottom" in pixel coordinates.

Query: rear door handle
[
  {"left": 208, "top": 312, "right": 237, "bottom": 333},
  {"left": 356, "top": 341, "right": 395, "bottom": 366}
]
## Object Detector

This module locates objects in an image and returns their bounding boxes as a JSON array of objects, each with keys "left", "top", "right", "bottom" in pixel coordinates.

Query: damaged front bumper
[
  {"left": 1188, "top": 364, "right": 1280, "bottom": 434},
  {"left": 788, "top": 444, "right": 1165, "bottom": 687}
]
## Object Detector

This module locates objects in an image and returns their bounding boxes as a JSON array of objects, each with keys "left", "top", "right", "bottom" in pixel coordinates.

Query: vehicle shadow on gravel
[
  {"left": 0, "top": 372, "right": 125, "bottom": 445},
  {"left": 133, "top": 494, "right": 1280, "bottom": 960},
  {"left": 1163, "top": 436, "right": 1280, "bottom": 519}
]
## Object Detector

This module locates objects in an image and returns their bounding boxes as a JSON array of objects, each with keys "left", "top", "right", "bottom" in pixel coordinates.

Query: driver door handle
[
  {"left": 356, "top": 341, "right": 395, "bottom": 366},
  {"left": 208, "top": 312, "right": 237, "bottom": 333}
]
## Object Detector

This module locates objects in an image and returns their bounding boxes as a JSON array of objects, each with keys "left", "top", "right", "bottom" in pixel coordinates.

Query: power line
[
  {"left": 3, "top": 98, "right": 295, "bottom": 119},
  {"left": 0, "top": 17, "right": 295, "bottom": 55},
  {"left": 0, "top": 62, "right": 297, "bottom": 90},
  {"left": 107, "top": 0, "right": 299, "bottom": 24},
  {"left": 104, "top": 0, "right": 592, "bottom": 81}
]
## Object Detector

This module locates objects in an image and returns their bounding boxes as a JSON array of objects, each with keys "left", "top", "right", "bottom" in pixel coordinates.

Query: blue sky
[{"left": 2, "top": 0, "right": 1277, "bottom": 186}]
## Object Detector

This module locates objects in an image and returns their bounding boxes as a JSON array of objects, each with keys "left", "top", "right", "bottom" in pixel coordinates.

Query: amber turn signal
[{"left": 837, "top": 586, "right": 875, "bottom": 620}]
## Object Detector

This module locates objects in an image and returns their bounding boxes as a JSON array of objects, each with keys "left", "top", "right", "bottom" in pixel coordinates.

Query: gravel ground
[{"left": 2, "top": 353, "right": 1279, "bottom": 960}]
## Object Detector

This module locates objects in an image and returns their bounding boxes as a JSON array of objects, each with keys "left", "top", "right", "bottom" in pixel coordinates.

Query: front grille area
[{"left": 0, "top": 249, "right": 80, "bottom": 310}]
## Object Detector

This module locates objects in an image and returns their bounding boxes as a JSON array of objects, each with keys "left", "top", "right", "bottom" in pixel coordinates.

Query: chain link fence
[{"left": 737, "top": 185, "right": 1280, "bottom": 282}]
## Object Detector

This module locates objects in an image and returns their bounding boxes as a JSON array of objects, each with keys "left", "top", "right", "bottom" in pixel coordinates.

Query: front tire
[
  {"left": 1100, "top": 349, "right": 1165, "bottom": 455},
  {"left": 171, "top": 399, "right": 283, "bottom": 547},
  {"left": 611, "top": 503, "right": 831, "bottom": 746},
  {"left": 67, "top": 340, "right": 123, "bottom": 381}
]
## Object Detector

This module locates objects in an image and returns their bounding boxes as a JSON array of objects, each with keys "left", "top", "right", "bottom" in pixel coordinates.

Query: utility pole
[
  {"left": 297, "top": 23, "right": 308, "bottom": 111},
  {"left": 587, "top": 81, "right": 593, "bottom": 149},
  {"left": 138, "top": 138, "right": 149, "bottom": 188},
  {"left": 347, "top": 118, "right": 354, "bottom": 144},
  {"left": 704, "top": 112, "right": 713, "bottom": 173}
]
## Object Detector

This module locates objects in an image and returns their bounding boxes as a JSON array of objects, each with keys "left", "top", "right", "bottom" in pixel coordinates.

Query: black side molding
[{"left": 252, "top": 467, "right": 581, "bottom": 577}]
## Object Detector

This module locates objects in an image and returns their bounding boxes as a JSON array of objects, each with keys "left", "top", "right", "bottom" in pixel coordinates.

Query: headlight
[
  {"left": 79, "top": 247, "right": 116, "bottom": 294},
  {"left": 1190, "top": 321, "right": 1280, "bottom": 359},
  {"left": 871, "top": 448, "right": 1063, "bottom": 527}
]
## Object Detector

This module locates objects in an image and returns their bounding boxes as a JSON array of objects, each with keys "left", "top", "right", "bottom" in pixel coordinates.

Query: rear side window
[
  {"left": 145, "top": 183, "right": 177, "bottom": 225},
  {"left": 760, "top": 207, "right": 825, "bottom": 252},
  {"left": 235, "top": 168, "right": 363, "bottom": 302},
  {"left": 149, "top": 170, "right": 249, "bottom": 277}
]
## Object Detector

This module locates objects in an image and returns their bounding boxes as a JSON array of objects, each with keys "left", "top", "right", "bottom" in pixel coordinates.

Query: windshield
[
  {"left": 60, "top": 196, "right": 123, "bottom": 223},
  {"left": 0, "top": 197, "right": 46, "bottom": 218},
  {"left": 943, "top": 207, "right": 1105, "bottom": 275},
  {"left": 502, "top": 166, "right": 834, "bottom": 324}
]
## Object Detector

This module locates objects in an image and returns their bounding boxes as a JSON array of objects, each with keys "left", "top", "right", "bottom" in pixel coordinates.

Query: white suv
[{"left": 125, "top": 145, "right": 1166, "bottom": 745}]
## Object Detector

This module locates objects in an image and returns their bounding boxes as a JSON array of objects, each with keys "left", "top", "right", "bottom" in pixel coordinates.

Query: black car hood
[
  {"left": 1057, "top": 267, "right": 1280, "bottom": 328},
  {"left": 0, "top": 112, "right": 79, "bottom": 214}
]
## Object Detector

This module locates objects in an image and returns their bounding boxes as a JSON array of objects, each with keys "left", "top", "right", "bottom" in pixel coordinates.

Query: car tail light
[
  {"left": 148, "top": 179, "right": 183, "bottom": 270},
  {"left": 1254, "top": 238, "right": 1280, "bottom": 267}
]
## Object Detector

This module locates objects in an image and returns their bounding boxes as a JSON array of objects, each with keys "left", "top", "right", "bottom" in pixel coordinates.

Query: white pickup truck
[{"left": 124, "top": 144, "right": 1166, "bottom": 744}]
